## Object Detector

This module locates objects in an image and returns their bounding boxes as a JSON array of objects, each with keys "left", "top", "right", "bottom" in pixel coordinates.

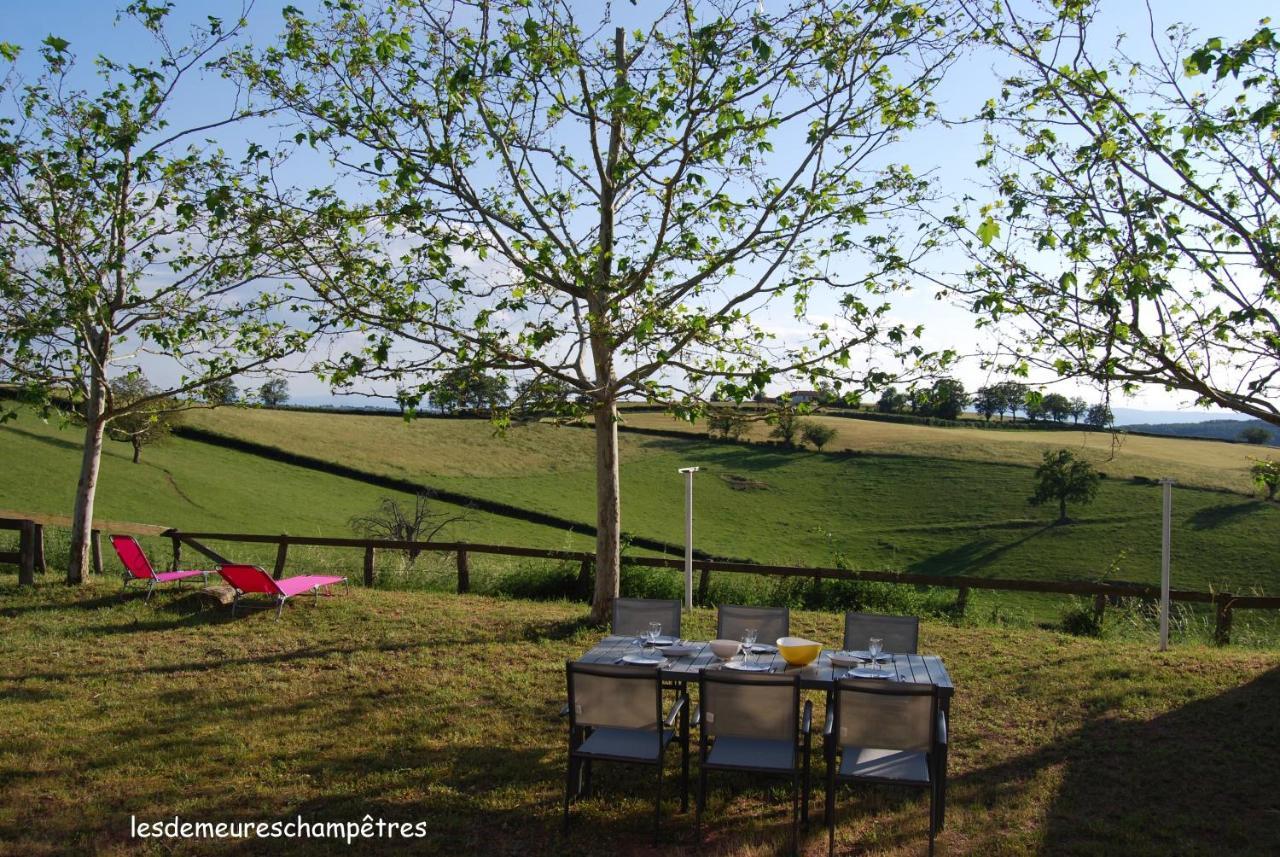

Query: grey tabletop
[{"left": 578, "top": 635, "right": 954, "bottom": 696}]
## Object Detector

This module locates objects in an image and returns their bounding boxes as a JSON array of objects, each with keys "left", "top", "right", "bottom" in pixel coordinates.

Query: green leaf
[{"left": 977, "top": 216, "right": 1001, "bottom": 247}]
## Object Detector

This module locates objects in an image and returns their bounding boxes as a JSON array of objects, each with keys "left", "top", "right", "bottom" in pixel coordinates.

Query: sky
[{"left": 1, "top": 0, "right": 1273, "bottom": 419}]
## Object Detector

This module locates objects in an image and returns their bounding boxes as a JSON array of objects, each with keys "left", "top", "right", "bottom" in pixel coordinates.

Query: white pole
[
  {"left": 678, "top": 467, "right": 700, "bottom": 611},
  {"left": 1159, "top": 477, "right": 1174, "bottom": 651}
]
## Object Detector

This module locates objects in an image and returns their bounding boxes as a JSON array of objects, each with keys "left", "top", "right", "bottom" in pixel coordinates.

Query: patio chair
[
  {"left": 695, "top": 669, "right": 812, "bottom": 856},
  {"left": 216, "top": 564, "right": 349, "bottom": 620},
  {"left": 563, "top": 661, "right": 689, "bottom": 840},
  {"left": 717, "top": 604, "right": 790, "bottom": 643},
  {"left": 824, "top": 678, "right": 944, "bottom": 856},
  {"left": 111, "top": 535, "right": 212, "bottom": 602},
  {"left": 612, "top": 597, "right": 682, "bottom": 638},
  {"left": 842, "top": 612, "right": 920, "bottom": 654}
]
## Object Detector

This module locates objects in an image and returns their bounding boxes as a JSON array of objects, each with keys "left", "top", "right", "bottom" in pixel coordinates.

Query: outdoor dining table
[{"left": 575, "top": 635, "right": 957, "bottom": 829}]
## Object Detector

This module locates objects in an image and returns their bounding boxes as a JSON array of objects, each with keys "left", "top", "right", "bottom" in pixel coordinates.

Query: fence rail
[{"left": 6, "top": 515, "right": 1279, "bottom": 644}]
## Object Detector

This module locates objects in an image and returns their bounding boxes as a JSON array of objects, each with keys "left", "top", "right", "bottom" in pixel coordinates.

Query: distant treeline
[{"left": 1118, "top": 419, "right": 1277, "bottom": 447}]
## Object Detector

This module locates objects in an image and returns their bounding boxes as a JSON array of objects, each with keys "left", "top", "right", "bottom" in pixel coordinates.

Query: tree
[
  {"left": 993, "top": 380, "right": 1026, "bottom": 421},
  {"left": 1067, "top": 397, "right": 1088, "bottom": 426},
  {"left": 349, "top": 493, "right": 470, "bottom": 565},
  {"left": 105, "top": 373, "right": 178, "bottom": 464},
  {"left": 1041, "top": 393, "right": 1071, "bottom": 423},
  {"left": 1030, "top": 448, "right": 1100, "bottom": 523},
  {"left": 800, "top": 420, "right": 837, "bottom": 451},
  {"left": 203, "top": 378, "right": 239, "bottom": 406},
  {"left": 1240, "top": 426, "right": 1272, "bottom": 445},
  {"left": 947, "top": 1, "right": 1280, "bottom": 426},
  {"left": 513, "top": 375, "right": 574, "bottom": 416},
  {"left": 258, "top": 378, "right": 290, "bottom": 407},
  {"left": 0, "top": 6, "right": 330, "bottom": 583},
  {"left": 1252, "top": 459, "right": 1280, "bottom": 501},
  {"left": 1024, "top": 396, "right": 1046, "bottom": 423},
  {"left": 973, "top": 385, "right": 1001, "bottom": 421},
  {"left": 1085, "top": 403, "right": 1114, "bottom": 429},
  {"left": 927, "top": 377, "right": 969, "bottom": 421},
  {"left": 249, "top": 0, "right": 961, "bottom": 622},
  {"left": 432, "top": 368, "right": 509, "bottom": 414},
  {"left": 708, "top": 409, "right": 749, "bottom": 442},
  {"left": 877, "top": 387, "right": 907, "bottom": 414},
  {"left": 769, "top": 406, "right": 802, "bottom": 449}
]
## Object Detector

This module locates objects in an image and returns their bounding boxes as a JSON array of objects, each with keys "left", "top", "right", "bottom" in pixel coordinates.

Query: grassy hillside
[
  {"left": 1, "top": 583, "right": 1277, "bottom": 855},
  {"left": 179, "top": 407, "right": 1280, "bottom": 599},
  {"left": 616, "top": 411, "right": 1269, "bottom": 494},
  {"left": 0, "top": 413, "right": 593, "bottom": 571}
]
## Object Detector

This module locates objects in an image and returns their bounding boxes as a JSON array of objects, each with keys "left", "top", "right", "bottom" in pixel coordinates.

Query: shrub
[{"left": 800, "top": 420, "right": 837, "bottom": 451}]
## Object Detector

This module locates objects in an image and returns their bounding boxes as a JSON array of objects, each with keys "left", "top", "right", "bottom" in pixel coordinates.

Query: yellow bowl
[{"left": 776, "top": 636, "right": 822, "bottom": 667}]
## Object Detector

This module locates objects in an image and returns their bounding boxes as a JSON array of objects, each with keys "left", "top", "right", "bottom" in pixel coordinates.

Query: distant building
[{"left": 789, "top": 390, "right": 821, "bottom": 404}]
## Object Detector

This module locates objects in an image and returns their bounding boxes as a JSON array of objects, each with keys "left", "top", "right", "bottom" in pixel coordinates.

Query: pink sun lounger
[
  {"left": 217, "top": 563, "right": 349, "bottom": 620},
  {"left": 111, "top": 535, "right": 213, "bottom": 601}
]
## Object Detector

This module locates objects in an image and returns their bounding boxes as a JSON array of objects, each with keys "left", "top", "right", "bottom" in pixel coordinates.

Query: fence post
[
  {"left": 1093, "top": 593, "right": 1107, "bottom": 625},
  {"left": 170, "top": 535, "right": 182, "bottom": 572},
  {"left": 955, "top": 586, "right": 970, "bottom": 615},
  {"left": 90, "top": 529, "right": 103, "bottom": 578},
  {"left": 272, "top": 537, "right": 290, "bottom": 580},
  {"left": 456, "top": 549, "right": 470, "bottom": 594},
  {"left": 697, "top": 565, "right": 711, "bottom": 606},
  {"left": 32, "top": 523, "right": 46, "bottom": 574},
  {"left": 576, "top": 558, "right": 593, "bottom": 602},
  {"left": 17, "top": 520, "right": 35, "bottom": 586},
  {"left": 364, "top": 546, "right": 376, "bottom": 588},
  {"left": 1214, "top": 596, "right": 1234, "bottom": 646}
]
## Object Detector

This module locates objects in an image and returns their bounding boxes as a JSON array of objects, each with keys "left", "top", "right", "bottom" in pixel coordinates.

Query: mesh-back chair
[
  {"left": 612, "top": 597, "right": 682, "bottom": 638},
  {"left": 716, "top": 604, "right": 789, "bottom": 644},
  {"left": 563, "top": 661, "right": 689, "bottom": 840},
  {"left": 842, "top": 612, "right": 920, "bottom": 654},
  {"left": 824, "top": 679, "right": 944, "bottom": 856},
  {"left": 695, "top": 670, "right": 812, "bottom": 855}
]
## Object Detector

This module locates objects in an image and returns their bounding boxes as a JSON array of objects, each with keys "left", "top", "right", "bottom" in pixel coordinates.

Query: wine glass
[
  {"left": 648, "top": 622, "right": 663, "bottom": 646},
  {"left": 742, "top": 628, "right": 759, "bottom": 663},
  {"left": 868, "top": 637, "right": 884, "bottom": 672}
]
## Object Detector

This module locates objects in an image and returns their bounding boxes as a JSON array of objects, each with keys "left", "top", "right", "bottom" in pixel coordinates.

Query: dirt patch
[{"left": 721, "top": 474, "right": 769, "bottom": 491}]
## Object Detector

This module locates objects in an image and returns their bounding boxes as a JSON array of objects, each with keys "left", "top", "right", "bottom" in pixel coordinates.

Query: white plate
[
  {"left": 621, "top": 653, "right": 668, "bottom": 666},
  {"left": 722, "top": 660, "right": 772, "bottom": 672},
  {"left": 749, "top": 644, "right": 778, "bottom": 654},
  {"left": 639, "top": 636, "right": 677, "bottom": 647},
  {"left": 656, "top": 643, "right": 700, "bottom": 657},
  {"left": 846, "top": 666, "right": 895, "bottom": 679},
  {"left": 848, "top": 650, "right": 893, "bottom": 663},
  {"left": 828, "top": 652, "right": 862, "bottom": 668}
]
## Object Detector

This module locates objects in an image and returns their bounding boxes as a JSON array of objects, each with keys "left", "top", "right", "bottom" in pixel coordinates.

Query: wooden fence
[{"left": 6, "top": 515, "right": 1279, "bottom": 644}]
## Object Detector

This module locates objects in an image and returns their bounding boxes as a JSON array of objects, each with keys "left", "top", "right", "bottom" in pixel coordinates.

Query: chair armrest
[
  {"left": 559, "top": 702, "right": 569, "bottom": 718},
  {"left": 664, "top": 694, "right": 687, "bottom": 729},
  {"left": 802, "top": 700, "right": 813, "bottom": 736},
  {"left": 690, "top": 704, "right": 700, "bottom": 729},
  {"left": 936, "top": 710, "right": 948, "bottom": 746},
  {"left": 823, "top": 706, "right": 835, "bottom": 738}
]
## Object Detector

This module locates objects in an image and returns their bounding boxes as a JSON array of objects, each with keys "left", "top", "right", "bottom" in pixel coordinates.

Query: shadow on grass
[
  {"left": 950, "top": 665, "right": 1280, "bottom": 856},
  {"left": 522, "top": 615, "right": 603, "bottom": 643},
  {"left": 1188, "top": 500, "right": 1266, "bottom": 531},
  {"left": 907, "top": 524, "right": 1055, "bottom": 576}
]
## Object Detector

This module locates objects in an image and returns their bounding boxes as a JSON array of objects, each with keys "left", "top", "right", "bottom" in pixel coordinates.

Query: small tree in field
[
  {"left": 349, "top": 493, "right": 470, "bottom": 565},
  {"left": 258, "top": 378, "right": 290, "bottom": 407},
  {"left": 708, "top": 410, "right": 749, "bottom": 442},
  {"left": 1251, "top": 459, "right": 1280, "bottom": 501},
  {"left": 1030, "top": 449, "right": 1100, "bottom": 523},
  {"left": 769, "top": 406, "right": 802, "bottom": 448},
  {"left": 105, "top": 374, "right": 178, "bottom": 464},
  {"left": 800, "top": 420, "right": 837, "bottom": 451},
  {"left": 1085, "top": 403, "right": 1114, "bottom": 429},
  {"left": 1240, "top": 427, "right": 1271, "bottom": 445},
  {"left": 1067, "top": 397, "right": 1088, "bottom": 425},
  {"left": 203, "top": 378, "right": 239, "bottom": 406}
]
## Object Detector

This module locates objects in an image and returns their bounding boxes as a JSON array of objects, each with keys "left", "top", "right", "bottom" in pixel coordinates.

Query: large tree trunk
[
  {"left": 590, "top": 397, "right": 622, "bottom": 624},
  {"left": 131, "top": 437, "right": 141, "bottom": 464},
  {"left": 67, "top": 374, "right": 107, "bottom": 584}
]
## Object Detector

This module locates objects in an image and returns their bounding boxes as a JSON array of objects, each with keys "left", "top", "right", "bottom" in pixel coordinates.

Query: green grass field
[
  {"left": 1, "top": 583, "right": 1277, "bottom": 856},
  {"left": 175, "top": 408, "right": 1280, "bottom": 600}
]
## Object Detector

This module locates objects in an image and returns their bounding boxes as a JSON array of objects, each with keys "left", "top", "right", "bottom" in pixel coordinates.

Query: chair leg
[
  {"left": 803, "top": 731, "right": 812, "bottom": 828},
  {"left": 583, "top": 759, "right": 593, "bottom": 798},
  {"left": 231, "top": 593, "right": 239, "bottom": 617},
  {"left": 928, "top": 783, "right": 937, "bottom": 857},
  {"left": 145, "top": 579, "right": 156, "bottom": 603},
  {"left": 654, "top": 755, "right": 663, "bottom": 844},
  {"left": 791, "top": 772, "right": 799, "bottom": 857},
  {"left": 827, "top": 762, "right": 837, "bottom": 857},
  {"left": 563, "top": 755, "right": 577, "bottom": 835},
  {"left": 275, "top": 597, "right": 285, "bottom": 620},
  {"left": 680, "top": 703, "right": 690, "bottom": 813},
  {"left": 696, "top": 762, "right": 707, "bottom": 844}
]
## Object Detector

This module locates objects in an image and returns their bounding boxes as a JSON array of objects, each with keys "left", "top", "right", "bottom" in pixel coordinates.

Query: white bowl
[{"left": 709, "top": 639, "right": 742, "bottom": 660}]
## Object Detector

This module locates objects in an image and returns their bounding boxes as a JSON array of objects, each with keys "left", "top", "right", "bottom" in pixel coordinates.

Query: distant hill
[{"left": 1120, "top": 418, "right": 1277, "bottom": 446}]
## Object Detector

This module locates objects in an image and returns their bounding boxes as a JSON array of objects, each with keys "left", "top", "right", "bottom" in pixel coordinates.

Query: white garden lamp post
[
  {"left": 678, "top": 467, "right": 700, "bottom": 610},
  {"left": 1159, "top": 477, "right": 1174, "bottom": 651}
]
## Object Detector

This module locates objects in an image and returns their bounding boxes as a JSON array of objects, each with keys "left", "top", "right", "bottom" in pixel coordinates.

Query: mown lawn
[{"left": 1, "top": 583, "right": 1277, "bottom": 856}]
